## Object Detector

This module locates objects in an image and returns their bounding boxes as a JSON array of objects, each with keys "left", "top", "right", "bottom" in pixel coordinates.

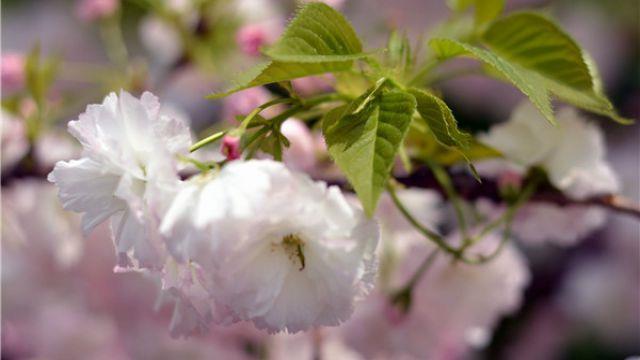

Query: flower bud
[{"left": 221, "top": 135, "right": 241, "bottom": 161}]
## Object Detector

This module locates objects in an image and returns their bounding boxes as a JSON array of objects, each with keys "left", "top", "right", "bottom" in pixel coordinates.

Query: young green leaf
[
  {"left": 482, "top": 12, "right": 630, "bottom": 124},
  {"left": 430, "top": 37, "right": 554, "bottom": 124},
  {"left": 408, "top": 88, "right": 471, "bottom": 149},
  {"left": 446, "top": 0, "right": 504, "bottom": 28},
  {"left": 324, "top": 88, "right": 416, "bottom": 216},
  {"left": 475, "top": 0, "right": 504, "bottom": 27},
  {"left": 264, "top": 2, "right": 365, "bottom": 62},
  {"left": 209, "top": 3, "right": 366, "bottom": 99},
  {"left": 430, "top": 12, "right": 631, "bottom": 124}
]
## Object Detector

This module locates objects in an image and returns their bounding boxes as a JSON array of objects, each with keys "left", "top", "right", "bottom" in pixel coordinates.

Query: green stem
[
  {"left": 407, "top": 57, "right": 439, "bottom": 87},
  {"left": 387, "top": 181, "right": 461, "bottom": 256},
  {"left": 428, "top": 161, "right": 470, "bottom": 240},
  {"left": 189, "top": 130, "right": 226, "bottom": 152},
  {"left": 461, "top": 176, "right": 540, "bottom": 264}
]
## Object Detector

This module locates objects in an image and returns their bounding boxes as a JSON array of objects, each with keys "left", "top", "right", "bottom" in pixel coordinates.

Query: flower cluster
[{"left": 48, "top": 91, "right": 379, "bottom": 335}]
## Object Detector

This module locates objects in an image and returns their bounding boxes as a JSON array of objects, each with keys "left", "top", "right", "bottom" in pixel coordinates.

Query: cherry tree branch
[{"left": 394, "top": 166, "right": 640, "bottom": 220}]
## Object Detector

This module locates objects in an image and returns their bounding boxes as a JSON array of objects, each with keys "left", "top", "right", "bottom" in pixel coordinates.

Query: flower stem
[
  {"left": 427, "top": 161, "right": 470, "bottom": 241},
  {"left": 189, "top": 131, "right": 226, "bottom": 153},
  {"left": 386, "top": 180, "right": 461, "bottom": 256}
]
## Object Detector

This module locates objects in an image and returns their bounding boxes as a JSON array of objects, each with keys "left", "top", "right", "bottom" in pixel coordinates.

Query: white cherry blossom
[
  {"left": 48, "top": 90, "right": 191, "bottom": 270},
  {"left": 160, "top": 160, "right": 379, "bottom": 333},
  {"left": 480, "top": 101, "right": 619, "bottom": 199}
]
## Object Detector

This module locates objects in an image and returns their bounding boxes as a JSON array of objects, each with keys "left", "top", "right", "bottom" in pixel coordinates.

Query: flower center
[{"left": 280, "top": 233, "right": 306, "bottom": 271}]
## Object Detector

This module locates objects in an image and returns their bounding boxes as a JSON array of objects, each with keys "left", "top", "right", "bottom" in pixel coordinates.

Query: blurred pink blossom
[
  {"left": 235, "top": 22, "right": 280, "bottom": 57},
  {"left": 1, "top": 53, "right": 25, "bottom": 93},
  {"left": 280, "top": 118, "right": 316, "bottom": 172},
  {"left": 291, "top": 74, "right": 335, "bottom": 97},
  {"left": 1, "top": 111, "right": 29, "bottom": 171},
  {"left": 222, "top": 87, "right": 274, "bottom": 123},
  {"left": 477, "top": 199, "right": 607, "bottom": 247},
  {"left": 76, "top": 0, "right": 119, "bottom": 22},
  {"left": 342, "top": 227, "right": 529, "bottom": 359},
  {"left": 35, "top": 130, "right": 80, "bottom": 170}
]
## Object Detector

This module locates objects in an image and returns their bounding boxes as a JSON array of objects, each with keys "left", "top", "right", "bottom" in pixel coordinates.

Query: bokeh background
[{"left": 2, "top": 0, "right": 639, "bottom": 359}]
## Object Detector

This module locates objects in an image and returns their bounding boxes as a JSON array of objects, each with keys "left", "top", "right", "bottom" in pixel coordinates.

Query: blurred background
[{"left": 2, "top": 0, "right": 639, "bottom": 359}]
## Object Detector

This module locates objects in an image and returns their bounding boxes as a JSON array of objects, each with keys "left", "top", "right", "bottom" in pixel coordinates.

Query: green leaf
[
  {"left": 408, "top": 88, "right": 471, "bottom": 149},
  {"left": 386, "top": 30, "right": 413, "bottom": 72},
  {"left": 324, "top": 87, "right": 416, "bottom": 216},
  {"left": 483, "top": 12, "right": 631, "bottom": 124},
  {"left": 430, "top": 12, "right": 631, "bottom": 124},
  {"left": 475, "top": 0, "right": 504, "bottom": 27},
  {"left": 264, "top": 2, "right": 365, "bottom": 62},
  {"left": 209, "top": 3, "right": 366, "bottom": 99},
  {"left": 446, "top": 0, "right": 504, "bottom": 28},
  {"left": 430, "top": 37, "right": 554, "bottom": 124},
  {"left": 446, "top": 0, "right": 474, "bottom": 11},
  {"left": 208, "top": 60, "right": 352, "bottom": 99}
]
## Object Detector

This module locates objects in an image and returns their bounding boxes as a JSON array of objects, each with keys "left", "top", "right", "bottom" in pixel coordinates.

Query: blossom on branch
[
  {"left": 48, "top": 91, "right": 192, "bottom": 270},
  {"left": 480, "top": 101, "right": 619, "bottom": 200},
  {"left": 160, "top": 160, "right": 379, "bottom": 333}
]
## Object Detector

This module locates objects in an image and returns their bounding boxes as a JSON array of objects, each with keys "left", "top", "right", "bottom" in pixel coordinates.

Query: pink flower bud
[
  {"left": 235, "top": 22, "right": 279, "bottom": 57},
  {"left": 1, "top": 53, "right": 25, "bottom": 93},
  {"left": 280, "top": 119, "right": 316, "bottom": 172},
  {"left": 221, "top": 135, "right": 241, "bottom": 161},
  {"left": 76, "top": 0, "right": 119, "bottom": 22}
]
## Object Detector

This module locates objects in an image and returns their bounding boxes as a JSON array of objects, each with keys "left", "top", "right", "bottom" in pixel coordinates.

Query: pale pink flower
[
  {"left": 480, "top": 102, "right": 619, "bottom": 199},
  {"left": 1, "top": 111, "right": 28, "bottom": 171},
  {"left": 35, "top": 130, "right": 80, "bottom": 170},
  {"left": 475, "top": 196, "right": 607, "bottom": 247},
  {"left": 76, "top": 0, "right": 120, "bottom": 22},
  {"left": 268, "top": 331, "right": 363, "bottom": 360},
  {"left": 160, "top": 160, "right": 379, "bottom": 333},
  {"left": 291, "top": 74, "right": 335, "bottom": 96},
  {"left": 1, "top": 53, "right": 25, "bottom": 93},
  {"left": 2, "top": 180, "right": 83, "bottom": 268},
  {"left": 48, "top": 90, "right": 192, "bottom": 270},
  {"left": 342, "top": 233, "right": 529, "bottom": 359},
  {"left": 558, "top": 215, "right": 640, "bottom": 348},
  {"left": 236, "top": 22, "right": 280, "bottom": 57},
  {"left": 280, "top": 119, "right": 316, "bottom": 172},
  {"left": 222, "top": 87, "right": 273, "bottom": 123}
]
